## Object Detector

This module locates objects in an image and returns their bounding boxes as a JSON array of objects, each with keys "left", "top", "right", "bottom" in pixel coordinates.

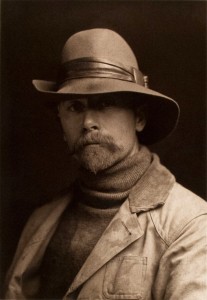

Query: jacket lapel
[
  {"left": 67, "top": 199, "right": 144, "bottom": 294},
  {"left": 22, "top": 195, "right": 70, "bottom": 266}
]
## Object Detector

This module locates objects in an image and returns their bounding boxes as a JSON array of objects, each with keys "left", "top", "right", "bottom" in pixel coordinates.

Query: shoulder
[
  {"left": 16, "top": 190, "right": 72, "bottom": 251},
  {"left": 150, "top": 182, "right": 207, "bottom": 246},
  {"left": 166, "top": 182, "right": 207, "bottom": 215},
  {"left": 5, "top": 191, "right": 72, "bottom": 285},
  {"left": 27, "top": 191, "right": 72, "bottom": 230},
  {"left": 32, "top": 190, "right": 72, "bottom": 217}
]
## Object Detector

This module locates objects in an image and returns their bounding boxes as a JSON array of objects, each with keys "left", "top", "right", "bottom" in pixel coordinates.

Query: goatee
[{"left": 73, "top": 132, "right": 123, "bottom": 174}]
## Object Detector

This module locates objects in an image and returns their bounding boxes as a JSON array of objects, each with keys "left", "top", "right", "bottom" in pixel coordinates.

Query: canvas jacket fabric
[{"left": 4, "top": 155, "right": 207, "bottom": 300}]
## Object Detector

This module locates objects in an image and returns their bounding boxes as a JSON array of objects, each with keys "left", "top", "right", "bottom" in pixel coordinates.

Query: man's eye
[
  {"left": 66, "top": 101, "right": 85, "bottom": 112},
  {"left": 95, "top": 98, "right": 118, "bottom": 110}
]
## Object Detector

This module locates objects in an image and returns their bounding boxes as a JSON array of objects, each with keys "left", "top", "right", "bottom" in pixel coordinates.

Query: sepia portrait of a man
[{"left": 1, "top": 1, "right": 206, "bottom": 299}]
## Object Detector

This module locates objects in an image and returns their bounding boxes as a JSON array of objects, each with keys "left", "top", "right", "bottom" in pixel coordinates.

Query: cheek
[
  {"left": 108, "top": 116, "right": 137, "bottom": 144},
  {"left": 60, "top": 119, "right": 80, "bottom": 144}
]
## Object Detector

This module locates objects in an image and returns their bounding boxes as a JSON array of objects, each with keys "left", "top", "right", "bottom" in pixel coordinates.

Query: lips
[
  {"left": 83, "top": 142, "right": 100, "bottom": 147},
  {"left": 81, "top": 138, "right": 101, "bottom": 147}
]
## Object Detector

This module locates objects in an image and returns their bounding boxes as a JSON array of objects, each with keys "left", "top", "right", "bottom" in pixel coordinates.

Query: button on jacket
[{"left": 4, "top": 155, "right": 207, "bottom": 299}]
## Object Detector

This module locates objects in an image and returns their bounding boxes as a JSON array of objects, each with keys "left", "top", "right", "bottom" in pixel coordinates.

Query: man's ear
[{"left": 135, "top": 106, "right": 147, "bottom": 132}]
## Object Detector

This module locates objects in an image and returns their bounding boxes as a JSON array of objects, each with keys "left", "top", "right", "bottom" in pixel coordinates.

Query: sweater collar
[{"left": 76, "top": 145, "right": 152, "bottom": 208}]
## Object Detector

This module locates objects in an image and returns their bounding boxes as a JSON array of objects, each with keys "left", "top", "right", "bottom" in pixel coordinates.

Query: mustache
[{"left": 73, "top": 132, "right": 121, "bottom": 153}]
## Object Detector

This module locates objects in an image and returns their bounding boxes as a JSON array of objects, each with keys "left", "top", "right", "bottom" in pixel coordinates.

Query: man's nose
[{"left": 82, "top": 110, "right": 100, "bottom": 132}]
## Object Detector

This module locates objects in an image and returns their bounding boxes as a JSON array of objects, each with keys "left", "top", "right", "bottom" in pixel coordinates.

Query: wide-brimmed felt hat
[{"left": 33, "top": 28, "right": 180, "bottom": 145}]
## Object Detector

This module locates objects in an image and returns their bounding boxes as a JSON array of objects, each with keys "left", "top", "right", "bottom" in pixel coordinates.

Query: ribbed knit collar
[{"left": 76, "top": 145, "right": 152, "bottom": 208}]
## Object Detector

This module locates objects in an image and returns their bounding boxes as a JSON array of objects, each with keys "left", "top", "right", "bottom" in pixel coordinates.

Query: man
[{"left": 4, "top": 29, "right": 207, "bottom": 299}]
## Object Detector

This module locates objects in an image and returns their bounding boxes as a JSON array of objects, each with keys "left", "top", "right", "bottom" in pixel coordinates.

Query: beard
[{"left": 72, "top": 132, "right": 124, "bottom": 174}]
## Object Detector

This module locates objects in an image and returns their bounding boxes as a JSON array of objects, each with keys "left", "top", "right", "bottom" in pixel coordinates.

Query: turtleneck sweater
[
  {"left": 37, "top": 146, "right": 152, "bottom": 299},
  {"left": 77, "top": 145, "right": 152, "bottom": 207}
]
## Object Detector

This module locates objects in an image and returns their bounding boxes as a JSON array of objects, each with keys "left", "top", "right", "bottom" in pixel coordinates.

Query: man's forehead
[
  {"left": 59, "top": 94, "right": 112, "bottom": 103},
  {"left": 59, "top": 93, "right": 139, "bottom": 105},
  {"left": 61, "top": 96, "right": 136, "bottom": 112},
  {"left": 60, "top": 97, "right": 88, "bottom": 103},
  {"left": 58, "top": 94, "right": 144, "bottom": 113}
]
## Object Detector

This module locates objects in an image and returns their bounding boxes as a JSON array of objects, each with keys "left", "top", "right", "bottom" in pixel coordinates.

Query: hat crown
[{"left": 61, "top": 28, "right": 139, "bottom": 69}]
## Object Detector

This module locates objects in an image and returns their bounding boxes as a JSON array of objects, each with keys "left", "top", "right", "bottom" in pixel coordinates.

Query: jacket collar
[{"left": 128, "top": 153, "right": 175, "bottom": 213}]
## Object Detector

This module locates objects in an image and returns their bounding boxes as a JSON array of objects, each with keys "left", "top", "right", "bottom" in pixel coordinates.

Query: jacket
[{"left": 4, "top": 155, "right": 207, "bottom": 299}]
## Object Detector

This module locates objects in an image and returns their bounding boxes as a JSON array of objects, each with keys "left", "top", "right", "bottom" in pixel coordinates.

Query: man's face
[{"left": 58, "top": 95, "right": 145, "bottom": 173}]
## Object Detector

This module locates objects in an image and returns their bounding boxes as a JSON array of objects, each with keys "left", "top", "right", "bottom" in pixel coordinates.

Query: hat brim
[{"left": 32, "top": 78, "right": 180, "bottom": 145}]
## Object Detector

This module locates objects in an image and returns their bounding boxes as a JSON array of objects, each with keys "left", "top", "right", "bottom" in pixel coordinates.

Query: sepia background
[{"left": 1, "top": 0, "right": 206, "bottom": 288}]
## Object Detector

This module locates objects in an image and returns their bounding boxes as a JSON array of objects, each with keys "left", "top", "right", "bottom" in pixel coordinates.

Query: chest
[{"left": 68, "top": 230, "right": 167, "bottom": 300}]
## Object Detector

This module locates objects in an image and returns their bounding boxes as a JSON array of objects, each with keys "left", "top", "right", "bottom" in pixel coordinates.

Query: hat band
[{"left": 58, "top": 57, "right": 144, "bottom": 86}]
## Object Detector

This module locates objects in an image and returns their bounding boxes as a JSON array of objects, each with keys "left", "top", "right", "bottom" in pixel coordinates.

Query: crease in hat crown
[{"left": 61, "top": 28, "right": 139, "bottom": 68}]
